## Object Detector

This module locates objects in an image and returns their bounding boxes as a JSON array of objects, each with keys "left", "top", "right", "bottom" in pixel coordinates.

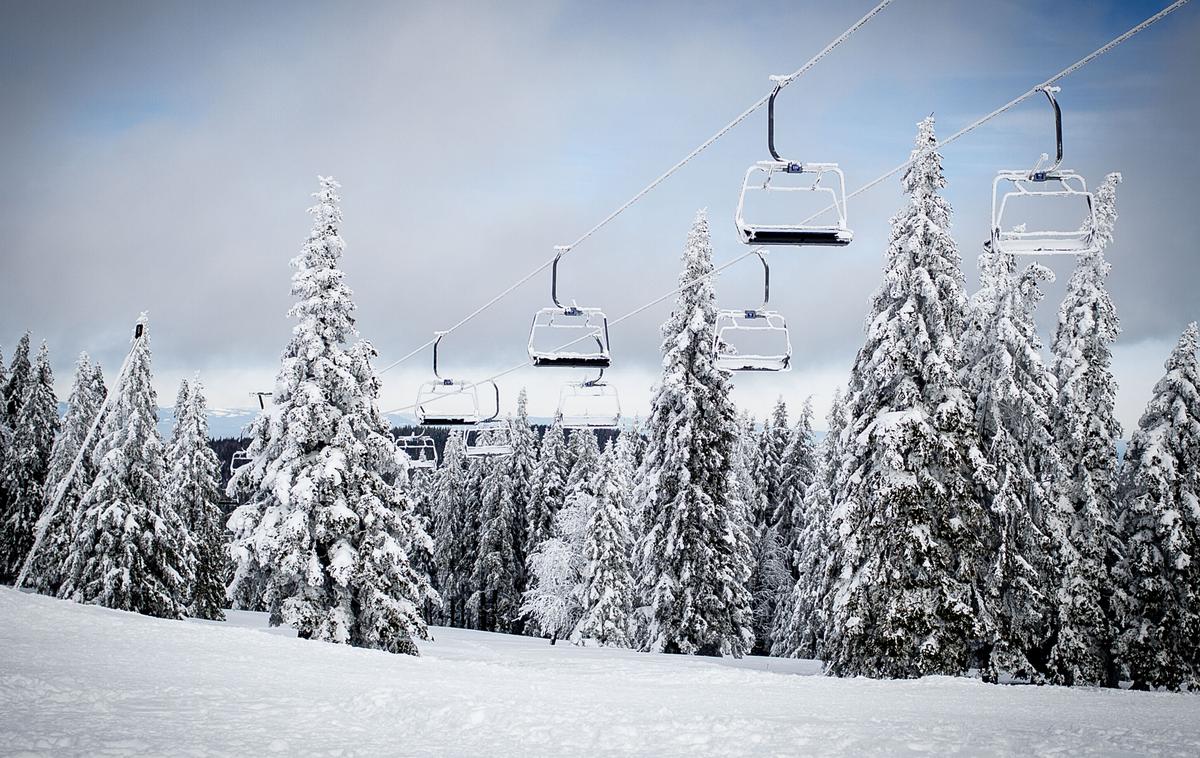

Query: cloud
[{"left": 1, "top": 0, "right": 1196, "bottom": 430}]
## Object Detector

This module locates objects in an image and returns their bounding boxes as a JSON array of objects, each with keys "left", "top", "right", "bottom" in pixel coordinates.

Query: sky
[{"left": 1, "top": 0, "right": 1197, "bottom": 431}]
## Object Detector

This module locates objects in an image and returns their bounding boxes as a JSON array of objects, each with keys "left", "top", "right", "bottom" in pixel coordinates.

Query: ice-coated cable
[{"left": 377, "top": 0, "right": 894, "bottom": 375}]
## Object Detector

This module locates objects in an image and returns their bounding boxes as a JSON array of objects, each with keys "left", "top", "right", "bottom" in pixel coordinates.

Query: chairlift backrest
[
  {"left": 714, "top": 310, "right": 792, "bottom": 372},
  {"left": 528, "top": 307, "right": 612, "bottom": 368},
  {"left": 734, "top": 79, "right": 852, "bottom": 247},
  {"left": 396, "top": 434, "right": 438, "bottom": 469},
  {"left": 556, "top": 375, "right": 621, "bottom": 429},
  {"left": 528, "top": 247, "right": 613, "bottom": 368},
  {"left": 713, "top": 250, "right": 792, "bottom": 372},
  {"left": 464, "top": 424, "right": 513, "bottom": 458},
  {"left": 989, "top": 85, "right": 1098, "bottom": 257}
]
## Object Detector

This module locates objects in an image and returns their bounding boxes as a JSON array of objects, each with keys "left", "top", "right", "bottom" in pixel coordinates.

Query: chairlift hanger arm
[{"left": 1032, "top": 85, "right": 1064, "bottom": 179}]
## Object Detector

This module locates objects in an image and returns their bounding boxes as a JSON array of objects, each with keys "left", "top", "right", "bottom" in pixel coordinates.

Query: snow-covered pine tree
[
  {"left": 508, "top": 389, "right": 538, "bottom": 597},
  {"left": 0, "top": 334, "right": 31, "bottom": 527},
  {"left": 470, "top": 424, "right": 522, "bottom": 632},
  {"left": 742, "top": 412, "right": 787, "bottom": 655},
  {"left": 0, "top": 346, "right": 7, "bottom": 460},
  {"left": 226, "top": 177, "right": 435, "bottom": 654},
  {"left": 2, "top": 332, "right": 31, "bottom": 420},
  {"left": 525, "top": 417, "right": 567, "bottom": 563},
  {"left": 823, "top": 118, "right": 989, "bottom": 678},
  {"left": 773, "top": 390, "right": 849, "bottom": 659},
  {"left": 165, "top": 377, "right": 226, "bottom": 620},
  {"left": 964, "top": 248, "right": 1063, "bottom": 682},
  {"left": 1113, "top": 322, "right": 1200, "bottom": 690},
  {"left": 573, "top": 440, "right": 635, "bottom": 647},
  {"left": 635, "top": 210, "right": 754, "bottom": 657},
  {"left": 0, "top": 341, "right": 59, "bottom": 582},
  {"left": 59, "top": 316, "right": 191, "bottom": 617},
  {"left": 430, "top": 432, "right": 474, "bottom": 626},
  {"left": 25, "top": 353, "right": 106, "bottom": 595},
  {"left": 1047, "top": 172, "right": 1124, "bottom": 687},
  {"left": 776, "top": 399, "right": 818, "bottom": 580},
  {"left": 761, "top": 399, "right": 790, "bottom": 519}
]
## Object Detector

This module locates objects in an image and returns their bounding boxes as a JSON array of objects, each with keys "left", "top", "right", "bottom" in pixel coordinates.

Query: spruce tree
[
  {"left": 964, "top": 249, "right": 1062, "bottom": 682},
  {"left": 1047, "top": 172, "right": 1123, "bottom": 686},
  {"left": 776, "top": 399, "right": 818, "bottom": 581},
  {"left": 824, "top": 118, "right": 988, "bottom": 678},
  {"left": 574, "top": 440, "right": 635, "bottom": 647},
  {"left": 430, "top": 432, "right": 474, "bottom": 626},
  {"left": 0, "top": 334, "right": 32, "bottom": 526},
  {"left": 635, "top": 210, "right": 754, "bottom": 657},
  {"left": 521, "top": 435, "right": 597, "bottom": 641},
  {"left": 0, "top": 342, "right": 59, "bottom": 581},
  {"left": 26, "top": 353, "right": 106, "bottom": 595},
  {"left": 60, "top": 316, "right": 191, "bottom": 617},
  {"left": 526, "top": 418, "right": 568, "bottom": 560},
  {"left": 227, "top": 177, "right": 435, "bottom": 653},
  {"left": 1114, "top": 322, "right": 1200, "bottom": 690},
  {"left": 774, "top": 390, "right": 848, "bottom": 659},
  {"left": 3, "top": 332, "right": 31, "bottom": 420},
  {"left": 508, "top": 390, "right": 538, "bottom": 597},
  {"left": 470, "top": 424, "right": 522, "bottom": 632},
  {"left": 743, "top": 414, "right": 787, "bottom": 655},
  {"left": 165, "top": 377, "right": 226, "bottom": 620}
]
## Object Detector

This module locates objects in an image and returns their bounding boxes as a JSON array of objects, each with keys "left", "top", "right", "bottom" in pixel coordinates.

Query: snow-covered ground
[{"left": 2, "top": 588, "right": 1197, "bottom": 757}]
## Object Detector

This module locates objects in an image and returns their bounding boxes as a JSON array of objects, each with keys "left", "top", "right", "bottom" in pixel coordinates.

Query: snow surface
[{"left": 2, "top": 587, "right": 1198, "bottom": 757}]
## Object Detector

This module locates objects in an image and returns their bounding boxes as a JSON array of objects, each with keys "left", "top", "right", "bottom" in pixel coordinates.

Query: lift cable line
[
  {"left": 15, "top": 319, "right": 148, "bottom": 590},
  {"left": 798, "top": 0, "right": 1193, "bottom": 227},
  {"left": 380, "top": 0, "right": 1192, "bottom": 421},
  {"left": 374, "top": 0, "right": 895, "bottom": 377}
]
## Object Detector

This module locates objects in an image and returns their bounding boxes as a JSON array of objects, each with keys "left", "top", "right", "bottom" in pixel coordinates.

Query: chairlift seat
[
  {"left": 735, "top": 161, "right": 852, "bottom": 248},
  {"left": 713, "top": 309, "right": 792, "bottom": 373},
  {"left": 396, "top": 435, "right": 438, "bottom": 469},
  {"left": 415, "top": 379, "right": 500, "bottom": 427},
  {"left": 738, "top": 225, "right": 853, "bottom": 247},
  {"left": 557, "top": 380, "right": 621, "bottom": 429},
  {"left": 528, "top": 306, "right": 612, "bottom": 368},
  {"left": 991, "top": 170, "right": 1098, "bottom": 257}
]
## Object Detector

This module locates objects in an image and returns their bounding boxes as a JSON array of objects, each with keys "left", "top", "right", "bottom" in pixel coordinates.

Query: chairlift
[
  {"left": 713, "top": 250, "right": 792, "bottom": 372},
  {"left": 414, "top": 333, "right": 503, "bottom": 426},
  {"left": 396, "top": 434, "right": 438, "bottom": 469},
  {"left": 557, "top": 368, "right": 621, "bottom": 429},
  {"left": 991, "top": 86, "right": 1097, "bottom": 257},
  {"left": 250, "top": 391, "right": 273, "bottom": 410},
  {"left": 229, "top": 450, "right": 252, "bottom": 475},
  {"left": 735, "top": 76, "right": 853, "bottom": 247},
  {"left": 527, "top": 247, "right": 612, "bottom": 368},
  {"left": 464, "top": 423, "right": 513, "bottom": 458}
]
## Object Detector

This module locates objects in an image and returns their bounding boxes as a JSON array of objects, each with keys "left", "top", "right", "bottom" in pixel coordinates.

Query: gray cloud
[{"left": 1, "top": 1, "right": 1196, "bottom": 429}]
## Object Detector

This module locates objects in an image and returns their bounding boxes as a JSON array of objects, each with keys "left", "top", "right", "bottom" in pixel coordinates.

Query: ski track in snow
[{"left": 1, "top": 588, "right": 1198, "bottom": 757}]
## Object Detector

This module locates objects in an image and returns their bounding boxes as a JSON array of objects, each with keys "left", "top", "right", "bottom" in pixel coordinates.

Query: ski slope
[{"left": 2, "top": 588, "right": 1197, "bottom": 757}]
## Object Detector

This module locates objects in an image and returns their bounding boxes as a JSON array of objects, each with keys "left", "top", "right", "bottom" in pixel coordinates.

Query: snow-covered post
[
  {"left": 24, "top": 353, "right": 106, "bottom": 595},
  {"left": 59, "top": 314, "right": 192, "bottom": 618}
]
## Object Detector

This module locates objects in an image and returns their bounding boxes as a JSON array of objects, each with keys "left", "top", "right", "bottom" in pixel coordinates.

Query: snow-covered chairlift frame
[
  {"left": 396, "top": 434, "right": 438, "bottom": 469},
  {"left": 556, "top": 369, "right": 621, "bottom": 429},
  {"left": 990, "top": 86, "right": 1098, "bottom": 257},
  {"left": 414, "top": 333, "right": 503, "bottom": 426},
  {"left": 527, "top": 247, "right": 612, "bottom": 368},
  {"left": 464, "top": 422, "right": 514, "bottom": 458},
  {"left": 734, "top": 77, "right": 853, "bottom": 247},
  {"left": 713, "top": 250, "right": 792, "bottom": 372}
]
